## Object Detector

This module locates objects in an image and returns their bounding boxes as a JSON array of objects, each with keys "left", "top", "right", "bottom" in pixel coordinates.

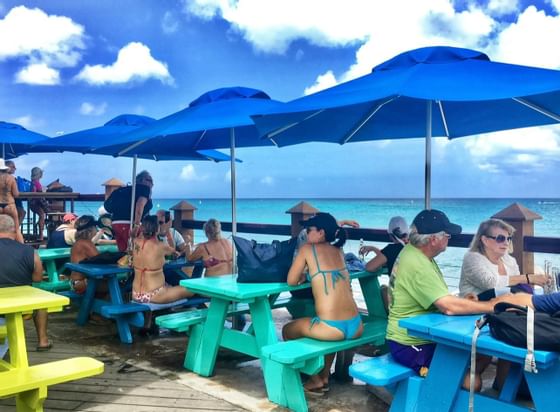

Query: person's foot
[{"left": 36, "top": 342, "right": 52, "bottom": 352}]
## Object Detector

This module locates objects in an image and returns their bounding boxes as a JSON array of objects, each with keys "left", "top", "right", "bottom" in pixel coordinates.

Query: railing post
[
  {"left": 171, "top": 200, "right": 197, "bottom": 244},
  {"left": 286, "top": 201, "right": 319, "bottom": 238},
  {"left": 492, "top": 203, "right": 542, "bottom": 274},
  {"left": 102, "top": 178, "right": 125, "bottom": 200}
]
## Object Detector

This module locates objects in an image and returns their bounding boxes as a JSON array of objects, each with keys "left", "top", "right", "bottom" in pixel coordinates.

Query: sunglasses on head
[{"left": 486, "top": 234, "right": 512, "bottom": 243}]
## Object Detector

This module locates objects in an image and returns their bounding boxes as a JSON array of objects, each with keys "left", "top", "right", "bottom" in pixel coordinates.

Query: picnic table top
[
  {"left": 180, "top": 270, "right": 381, "bottom": 301},
  {"left": 400, "top": 313, "right": 559, "bottom": 366},
  {"left": 0, "top": 286, "right": 69, "bottom": 315}
]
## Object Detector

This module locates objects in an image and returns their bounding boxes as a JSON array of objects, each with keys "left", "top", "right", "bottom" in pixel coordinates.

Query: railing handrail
[{"left": 181, "top": 219, "right": 560, "bottom": 255}]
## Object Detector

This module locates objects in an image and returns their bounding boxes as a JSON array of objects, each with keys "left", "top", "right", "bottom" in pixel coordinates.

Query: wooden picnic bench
[
  {"left": 0, "top": 286, "right": 104, "bottom": 412},
  {"left": 35, "top": 244, "right": 117, "bottom": 292}
]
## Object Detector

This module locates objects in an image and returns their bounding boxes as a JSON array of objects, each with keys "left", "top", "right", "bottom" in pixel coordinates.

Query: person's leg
[
  {"left": 150, "top": 285, "right": 194, "bottom": 304},
  {"left": 282, "top": 317, "right": 344, "bottom": 392},
  {"left": 33, "top": 310, "right": 49, "bottom": 348},
  {"left": 37, "top": 208, "right": 45, "bottom": 240},
  {"left": 112, "top": 223, "right": 130, "bottom": 252},
  {"left": 5, "top": 205, "right": 24, "bottom": 243},
  {"left": 462, "top": 354, "right": 492, "bottom": 391}
]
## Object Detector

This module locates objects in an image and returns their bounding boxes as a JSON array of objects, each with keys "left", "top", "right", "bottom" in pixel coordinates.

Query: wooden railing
[{"left": 181, "top": 219, "right": 560, "bottom": 256}]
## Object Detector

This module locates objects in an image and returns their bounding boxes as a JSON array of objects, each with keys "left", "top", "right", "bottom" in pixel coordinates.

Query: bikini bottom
[
  {"left": 132, "top": 284, "right": 168, "bottom": 303},
  {"left": 310, "top": 314, "right": 362, "bottom": 339}
]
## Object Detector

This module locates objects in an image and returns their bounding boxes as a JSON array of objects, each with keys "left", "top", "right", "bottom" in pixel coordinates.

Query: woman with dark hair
[
  {"left": 132, "top": 215, "right": 193, "bottom": 304},
  {"left": 69, "top": 215, "right": 100, "bottom": 294},
  {"left": 282, "top": 212, "right": 362, "bottom": 394}
]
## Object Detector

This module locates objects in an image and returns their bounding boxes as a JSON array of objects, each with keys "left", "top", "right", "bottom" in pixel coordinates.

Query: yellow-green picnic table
[{"left": 0, "top": 286, "right": 104, "bottom": 411}]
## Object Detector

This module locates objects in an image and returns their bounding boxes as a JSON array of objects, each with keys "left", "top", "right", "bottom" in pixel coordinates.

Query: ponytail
[{"left": 331, "top": 227, "right": 347, "bottom": 248}]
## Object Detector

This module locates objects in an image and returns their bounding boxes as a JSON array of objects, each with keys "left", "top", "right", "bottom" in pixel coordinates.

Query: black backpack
[
  {"left": 486, "top": 302, "right": 560, "bottom": 352},
  {"left": 103, "top": 186, "right": 130, "bottom": 214}
]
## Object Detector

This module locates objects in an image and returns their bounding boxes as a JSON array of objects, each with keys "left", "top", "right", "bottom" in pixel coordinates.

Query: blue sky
[{"left": 1, "top": 0, "right": 559, "bottom": 198}]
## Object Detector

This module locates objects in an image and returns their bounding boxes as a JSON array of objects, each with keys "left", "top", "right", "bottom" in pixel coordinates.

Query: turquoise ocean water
[{"left": 75, "top": 198, "right": 560, "bottom": 291}]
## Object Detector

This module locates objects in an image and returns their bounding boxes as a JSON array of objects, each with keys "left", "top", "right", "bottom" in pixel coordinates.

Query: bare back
[
  {"left": 189, "top": 238, "right": 233, "bottom": 276},
  {"left": 0, "top": 173, "right": 16, "bottom": 204},
  {"left": 298, "top": 243, "right": 359, "bottom": 321},
  {"left": 70, "top": 239, "right": 98, "bottom": 281},
  {"left": 132, "top": 237, "right": 167, "bottom": 293}
]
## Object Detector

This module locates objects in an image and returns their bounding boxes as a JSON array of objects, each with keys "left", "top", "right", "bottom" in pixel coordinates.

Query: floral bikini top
[{"left": 306, "top": 244, "right": 348, "bottom": 295}]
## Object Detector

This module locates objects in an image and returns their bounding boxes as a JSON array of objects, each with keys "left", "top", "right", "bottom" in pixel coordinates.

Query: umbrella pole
[
  {"left": 230, "top": 128, "right": 237, "bottom": 274},
  {"left": 1, "top": 143, "right": 4, "bottom": 159},
  {"left": 425, "top": 101, "right": 432, "bottom": 210},
  {"left": 128, "top": 155, "right": 138, "bottom": 252}
]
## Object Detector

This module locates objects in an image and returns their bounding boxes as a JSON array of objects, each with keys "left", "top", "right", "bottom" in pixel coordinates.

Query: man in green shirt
[{"left": 386, "top": 209, "right": 496, "bottom": 382}]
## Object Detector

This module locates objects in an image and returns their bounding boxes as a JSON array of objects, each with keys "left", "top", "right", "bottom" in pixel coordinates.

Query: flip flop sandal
[
  {"left": 303, "top": 386, "right": 325, "bottom": 397},
  {"left": 36, "top": 343, "right": 52, "bottom": 352}
]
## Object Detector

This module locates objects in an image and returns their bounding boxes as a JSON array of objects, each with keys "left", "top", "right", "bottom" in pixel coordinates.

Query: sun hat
[
  {"left": 0, "top": 159, "right": 8, "bottom": 171},
  {"left": 388, "top": 216, "right": 409, "bottom": 238},
  {"left": 412, "top": 209, "right": 462, "bottom": 235},
  {"left": 300, "top": 212, "right": 340, "bottom": 238},
  {"left": 63, "top": 212, "right": 78, "bottom": 223}
]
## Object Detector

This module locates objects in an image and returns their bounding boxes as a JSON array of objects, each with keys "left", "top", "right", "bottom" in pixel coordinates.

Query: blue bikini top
[{"left": 306, "top": 244, "right": 348, "bottom": 295}]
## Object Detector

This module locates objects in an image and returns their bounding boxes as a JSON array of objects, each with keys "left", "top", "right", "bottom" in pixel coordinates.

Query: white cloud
[
  {"left": 180, "top": 164, "right": 207, "bottom": 181},
  {"left": 9, "top": 115, "right": 35, "bottom": 129},
  {"left": 74, "top": 42, "right": 173, "bottom": 85},
  {"left": 162, "top": 11, "right": 180, "bottom": 34},
  {"left": 304, "top": 70, "right": 337, "bottom": 95},
  {"left": 488, "top": 6, "right": 560, "bottom": 69},
  {"left": 487, "top": 0, "right": 519, "bottom": 16},
  {"left": 0, "top": 6, "right": 85, "bottom": 68},
  {"left": 79, "top": 102, "right": 107, "bottom": 116},
  {"left": 15, "top": 63, "right": 60, "bottom": 85},
  {"left": 260, "top": 175, "right": 274, "bottom": 185}
]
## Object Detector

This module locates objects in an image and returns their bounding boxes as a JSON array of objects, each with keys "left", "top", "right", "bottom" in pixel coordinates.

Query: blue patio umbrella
[
  {"left": 0, "top": 121, "right": 48, "bottom": 159},
  {"left": 29, "top": 114, "right": 233, "bottom": 238},
  {"left": 98, "top": 87, "right": 285, "bottom": 238},
  {"left": 253, "top": 46, "right": 560, "bottom": 208}
]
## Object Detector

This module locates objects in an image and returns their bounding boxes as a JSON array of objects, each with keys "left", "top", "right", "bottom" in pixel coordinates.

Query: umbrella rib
[
  {"left": 513, "top": 97, "right": 560, "bottom": 122},
  {"left": 117, "top": 139, "right": 149, "bottom": 156},
  {"left": 193, "top": 130, "right": 207, "bottom": 149},
  {"left": 266, "top": 109, "right": 326, "bottom": 139},
  {"left": 341, "top": 97, "right": 398, "bottom": 144},
  {"left": 437, "top": 100, "right": 450, "bottom": 138}
]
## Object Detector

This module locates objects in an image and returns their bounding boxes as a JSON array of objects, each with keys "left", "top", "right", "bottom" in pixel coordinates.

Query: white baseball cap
[{"left": 388, "top": 216, "right": 409, "bottom": 238}]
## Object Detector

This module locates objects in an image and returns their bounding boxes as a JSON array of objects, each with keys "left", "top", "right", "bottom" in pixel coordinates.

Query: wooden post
[
  {"left": 102, "top": 178, "right": 125, "bottom": 200},
  {"left": 492, "top": 203, "right": 542, "bottom": 274},
  {"left": 171, "top": 200, "right": 197, "bottom": 245},
  {"left": 285, "top": 201, "right": 319, "bottom": 238}
]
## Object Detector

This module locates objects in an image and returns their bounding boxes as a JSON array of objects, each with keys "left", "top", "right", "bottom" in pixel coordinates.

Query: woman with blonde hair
[
  {"left": 29, "top": 166, "right": 47, "bottom": 241},
  {"left": 188, "top": 218, "right": 233, "bottom": 277},
  {"left": 0, "top": 159, "right": 23, "bottom": 242},
  {"left": 459, "top": 218, "right": 549, "bottom": 297}
]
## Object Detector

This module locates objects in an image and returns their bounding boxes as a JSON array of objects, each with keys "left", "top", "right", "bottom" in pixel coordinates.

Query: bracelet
[{"left": 526, "top": 273, "right": 531, "bottom": 284}]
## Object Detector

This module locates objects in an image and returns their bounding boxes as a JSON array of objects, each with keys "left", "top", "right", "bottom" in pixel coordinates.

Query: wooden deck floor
[{"left": 0, "top": 304, "right": 389, "bottom": 412}]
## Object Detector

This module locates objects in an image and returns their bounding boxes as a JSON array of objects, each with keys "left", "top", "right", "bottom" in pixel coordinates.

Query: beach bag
[
  {"left": 486, "top": 302, "right": 560, "bottom": 352},
  {"left": 16, "top": 176, "right": 32, "bottom": 192},
  {"left": 233, "top": 236, "right": 297, "bottom": 283}
]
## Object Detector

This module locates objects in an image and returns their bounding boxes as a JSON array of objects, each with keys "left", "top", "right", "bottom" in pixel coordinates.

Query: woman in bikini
[
  {"left": 132, "top": 215, "right": 193, "bottom": 303},
  {"left": 0, "top": 159, "right": 23, "bottom": 242},
  {"left": 283, "top": 212, "right": 363, "bottom": 395},
  {"left": 188, "top": 218, "right": 233, "bottom": 277},
  {"left": 29, "top": 166, "right": 47, "bottom": 241}
]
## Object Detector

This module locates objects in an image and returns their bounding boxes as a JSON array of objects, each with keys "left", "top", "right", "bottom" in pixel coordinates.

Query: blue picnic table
[
  {"left": 64, "top": 258, "right": 199, "bottom": 344},
  {"left": 399, "top": 313, "right": 560, "bottom": 411}
]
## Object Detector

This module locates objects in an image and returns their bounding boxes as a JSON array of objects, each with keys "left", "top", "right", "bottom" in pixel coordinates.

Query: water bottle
[{"left": 359, "top": 238, "right": 364, "bottom": 261}]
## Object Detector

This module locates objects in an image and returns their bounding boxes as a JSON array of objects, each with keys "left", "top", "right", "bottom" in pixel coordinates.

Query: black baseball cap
[
  {"left": 300, "top": 212, "right": 339, "bottom": 237},
  {"left": 412, "top": 209, "right": 462, "bottom": 235}
]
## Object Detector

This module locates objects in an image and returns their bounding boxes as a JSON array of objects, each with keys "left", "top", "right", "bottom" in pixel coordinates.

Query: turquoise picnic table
[
  {"left": 399, "top": 313, "right": 560, "bottom": 411},
  {"left": 178, "top": 270, "right": 387, "bottom": 408},
  {"left": 35, "top": 244, "right": 118, "bottom": 292}
]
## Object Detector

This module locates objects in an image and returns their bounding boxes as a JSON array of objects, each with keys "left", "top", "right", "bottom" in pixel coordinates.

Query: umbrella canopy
[
  {"left": 253, "top": 46, "right": 560, "bottom": 207},
  {"left": 0, "top": 121, "right": 48, "bottom": 159},
  {"left": 30, "top": 114, "right": 231, "bottom": 162},
  {"left": 98, "top": 87, "right": 285, "bottom": 243}
]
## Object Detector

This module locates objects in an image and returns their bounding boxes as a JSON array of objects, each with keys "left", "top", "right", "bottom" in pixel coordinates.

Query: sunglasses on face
[
  {"left": 306, "top": 227, "right": 317, "bottom": 234},
  {"left": 486, "top": 234, "right": 512, "bottom": 243}
]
